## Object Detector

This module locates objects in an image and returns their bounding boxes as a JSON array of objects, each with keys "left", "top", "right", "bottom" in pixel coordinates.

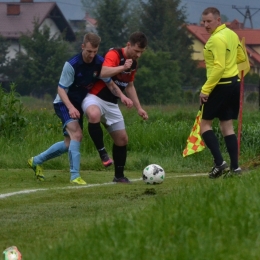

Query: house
[
  {"left": 69, "top": 13, "right": 97, "bottom": 33},
  {"left": 186, "top": 20, "right": 260, "bottom": 75},
  {"left": 0, "top": 0, "right": 76, "bottom": 60}
]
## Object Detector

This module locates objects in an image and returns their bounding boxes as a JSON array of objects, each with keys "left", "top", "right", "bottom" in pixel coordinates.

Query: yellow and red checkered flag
[{"left": 183, "top": 105, "right": 205, "bottom": 157}]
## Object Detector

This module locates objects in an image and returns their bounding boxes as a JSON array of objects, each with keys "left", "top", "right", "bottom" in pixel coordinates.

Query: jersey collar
[{"left": 212, "top": 24, "right": 226, "bottom": 35}]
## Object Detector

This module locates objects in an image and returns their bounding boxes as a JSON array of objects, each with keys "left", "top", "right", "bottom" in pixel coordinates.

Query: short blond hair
[
  {"left": 83, "top": 33, "right": 101, "bottom": 48},
  {"left": 202, "top": 7, "right": 220, "bottom": 17}
]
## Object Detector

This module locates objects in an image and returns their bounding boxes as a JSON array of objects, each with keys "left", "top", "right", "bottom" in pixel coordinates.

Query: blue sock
[
  {"left": 33, "top": 141, "right": 68, "bottom": 165},
  {"left": 68, "top": 140, "right": 81, "bottom": 180}
]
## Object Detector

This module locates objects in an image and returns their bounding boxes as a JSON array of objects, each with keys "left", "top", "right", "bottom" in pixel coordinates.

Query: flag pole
[{"left": 238, "top": 70, "right": 244, "bottom": 157}]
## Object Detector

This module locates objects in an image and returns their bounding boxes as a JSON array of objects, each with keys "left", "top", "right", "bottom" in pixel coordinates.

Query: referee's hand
[{"left": 199, "top": 93, "right": 209, "bottom": 105}]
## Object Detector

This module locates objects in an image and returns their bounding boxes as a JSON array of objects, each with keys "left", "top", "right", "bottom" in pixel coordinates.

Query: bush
[
  {"left": 183, "top": 90, "right": 194, "bottom": 103},
  {"left": 246, "top": 92, "right": 258, "bottom": 103},
  {"left": 0, "top": 83, "right": 28, "bottom": 138}
]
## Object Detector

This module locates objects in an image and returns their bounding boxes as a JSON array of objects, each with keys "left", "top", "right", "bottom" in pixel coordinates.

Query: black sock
[
  {"left": 224, "top": 134, "right": 238, "bottom": 169},
  {"left": 202, "top": 130, "right": 223, "bottom": 166},
  {"left": 113, "top": 144, "right": 127, "bottom": 178},
  {"left": 88, "top": 123, "right": 107, "bottom": 158}
]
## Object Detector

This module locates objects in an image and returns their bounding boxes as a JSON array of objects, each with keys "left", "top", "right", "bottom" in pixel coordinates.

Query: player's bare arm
[
  {"left": 125, "top": 82, "right": 148, "bottom": 120},
  {"left": 105, "top": 81, "right": 133, "bottom": 108}
]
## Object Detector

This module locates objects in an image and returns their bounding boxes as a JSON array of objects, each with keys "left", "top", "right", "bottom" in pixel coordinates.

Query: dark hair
[
  {"left": 202, "top": 7, "right": 220, "bottom": 17},
  {"left": 83, "top": 33, "right": 101, "bottom": 47},
  {"left": 129, "top": 32, "right": 148, "bottom": 48}
]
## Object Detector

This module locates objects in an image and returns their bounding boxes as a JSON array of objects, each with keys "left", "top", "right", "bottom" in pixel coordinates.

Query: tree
[
  {"left": 135, "top": 49, "right": 182, "bottom": 104},
  {"left": 0, "top": 35, "right": 10, "bottom": 86},
  {"left": 221, "top": 14, "right": 229, "bottom": 23},
  {"left": 139, "top": 0, "right": 197, "bottom": 87},
  {"left": 93, "top": 0, "right": 130, "bottom": 54},
  {"left": 81, "top": 0, "right": 98, "bottom": 17},
  {"left": 4, "top": 20, "right": 73, "bottom": 97},
  {"left": 0, "top": 35, "right": 9, "bottom": 67}
]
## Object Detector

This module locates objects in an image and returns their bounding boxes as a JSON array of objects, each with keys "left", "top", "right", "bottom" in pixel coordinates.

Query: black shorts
[{"left": 202, "top": 76, "right": 240, "bottom": 121}]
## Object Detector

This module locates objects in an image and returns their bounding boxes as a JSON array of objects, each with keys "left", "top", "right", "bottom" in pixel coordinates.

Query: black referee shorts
[{"left": 202, "top": 76, "right": 240, "bottom": 121}]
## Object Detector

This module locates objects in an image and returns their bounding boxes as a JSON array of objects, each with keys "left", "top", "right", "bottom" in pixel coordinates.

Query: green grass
[
  {"left": 2, "top": 97, "right": 260, "bottom": 259},
  {"left": 1, "top": 169, "right": 260, "bottom": 259}
]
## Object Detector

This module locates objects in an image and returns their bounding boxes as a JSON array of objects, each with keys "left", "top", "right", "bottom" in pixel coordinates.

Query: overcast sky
[{"left": 1, "top": 0, "right": 260, "bottom": 29}]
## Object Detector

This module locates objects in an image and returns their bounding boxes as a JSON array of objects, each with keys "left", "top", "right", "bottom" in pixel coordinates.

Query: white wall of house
[
  {"left": 40, "top": 18, "right": 61, "bottom": 39},
  {"left": 5, "top": 18, "right": 61, "bottom": 60},
  {"left": 6, "top": 41, "right": 21, "bottom": 60}
]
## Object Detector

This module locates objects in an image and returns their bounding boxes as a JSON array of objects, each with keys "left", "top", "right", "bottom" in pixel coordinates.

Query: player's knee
[
  {"left": 71, "top": 131, "right": 83, "bottom": 142},
  {"left": 120, "top": 134, "right": 128, "bottom": 146},
  {"left": 86, "top": 109, "right": 101, "bottom": 123}
]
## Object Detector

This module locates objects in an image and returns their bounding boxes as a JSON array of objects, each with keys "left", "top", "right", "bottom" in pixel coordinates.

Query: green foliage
[
  {"left": 81, "top": 0, "right": 99, "bottom": 17},
  {"left": 135, "top": 49, "right": 182, "bottom": 104},
  {"left": 246, "top": 92, "right": 258, "bottom": 103},
  {"left": 0, "top": 35, "right": 9, "bottom": 67},
  {"left": 193, "top": 66, "right": 207, "bottom": 89},
  {"left": 4, "top": 20, "right": 73, "bottom": 97},
  {"left": 1, "top": 99, "right": 260, "bottom": 172},
  {"left": 139, "top": 0, "right": 197, "bottom": 87},
  {"left": 94, "top": 0, "right": 130, "bottom": 53},
  {"left": 244, "top": 72, "right": 260, "bottom": 84},
  {"left": 0, "top": 83, "right": 28, "bottom": 138},
  {"left": 183, "top": 90, "right": 194, "bottom": 103}
]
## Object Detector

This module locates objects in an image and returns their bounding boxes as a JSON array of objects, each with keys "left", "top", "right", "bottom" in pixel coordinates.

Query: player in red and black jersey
[{"left": 82, "top": 32, "right": 148, "bottom": 183}]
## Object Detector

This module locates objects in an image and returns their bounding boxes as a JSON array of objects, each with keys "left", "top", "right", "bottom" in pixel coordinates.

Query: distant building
[
  {"left": 186, "top": 20, "right": 260, "bottom": 75},
  {"left": 0, "top": 0, "right": 75, "bottom": 60},
  {"left": 69, "top": 13, "right": 97, "bottom": 33}
]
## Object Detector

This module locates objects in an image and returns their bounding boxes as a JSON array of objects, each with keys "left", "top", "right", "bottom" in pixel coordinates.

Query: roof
[
  {"left": 0, "top": 2, "right": 75, "bottom": 41},
  {"left": 235, "top": 29, "right": 260, "bottom": 45},
  {"left": 186, "top": 22, "right": 260, "bottom": 65}
]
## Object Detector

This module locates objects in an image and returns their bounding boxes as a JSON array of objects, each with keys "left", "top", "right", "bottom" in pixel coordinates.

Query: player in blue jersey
[{"left": 28, "top": 33, "right": 132, "bottom": 185}]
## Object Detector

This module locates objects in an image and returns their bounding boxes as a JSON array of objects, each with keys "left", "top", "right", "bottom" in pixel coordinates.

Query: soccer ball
[{"left": 142, "top": 164, "right": 165, "bottom": 184}]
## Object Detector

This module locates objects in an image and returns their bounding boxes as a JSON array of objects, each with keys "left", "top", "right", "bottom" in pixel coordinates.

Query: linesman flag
[
  {"left": 183, "top": 105, "right": 205, "bottom": 157},
  {"left": 238, "top": 37, "right": 250, "bottom": 78}
]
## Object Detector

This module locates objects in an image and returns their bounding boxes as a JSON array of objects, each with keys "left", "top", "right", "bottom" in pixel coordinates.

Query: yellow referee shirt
[{"left": 201, "top": 24, "right": 246, "bottom": 95}]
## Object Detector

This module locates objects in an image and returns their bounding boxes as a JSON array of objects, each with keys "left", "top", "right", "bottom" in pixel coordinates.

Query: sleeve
[
  {"left": 237, "top": 42, "right": 247, "bottom": 64},
  {"left": 58, "top": 62, "right": 75, "bottom": 89},
  {"left": 201, "top": 37, "right": 226, "bottom": 95},
  {"left": 103, "top": 50, "right": 120, "bottom": 67}
]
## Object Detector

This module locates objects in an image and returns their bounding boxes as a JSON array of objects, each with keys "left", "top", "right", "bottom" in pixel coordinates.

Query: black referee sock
[
  {"left": 113, "top": 144, "right": 127, "bottom": 178},
  {"left": 88, "top": 123, "right": 107, "bottom": 158},
  {"left": 224, "top": 134, "right": 239, "bottom": 170},
  {"left": 202, "top": 130, "right": 223, "bottom": 166}
]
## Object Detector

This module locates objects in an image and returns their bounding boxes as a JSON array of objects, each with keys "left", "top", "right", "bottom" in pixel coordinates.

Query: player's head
[
  {"left": 201, "top": 7, "right": 221, "bottom": 34},
  {"left": 125, "top": 32, "right": 148, "bottom": 60},
  {"left": 81, "top": 33, "right": 101, "bottom": 63}
]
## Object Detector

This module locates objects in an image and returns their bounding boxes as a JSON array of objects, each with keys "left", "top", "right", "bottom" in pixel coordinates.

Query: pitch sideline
[{"left": 0, "top": 173, "right": 207, "bottom": 200}]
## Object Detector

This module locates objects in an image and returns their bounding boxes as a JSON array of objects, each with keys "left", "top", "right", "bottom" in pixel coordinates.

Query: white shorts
[{"left": 82, "top": 94, "right": 125, "bottom": 133}]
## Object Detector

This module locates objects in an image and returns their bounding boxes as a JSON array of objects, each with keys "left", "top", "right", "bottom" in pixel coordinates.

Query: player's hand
[
  {"left": 199, "top": 92, "right": 209, "bottom": 105},
  {"left": 69, "top": 106, "right": 80, "bottom": 119},
  {"left": 123, "top": 59, "right": 133, "bottom": 70},
  {"left": 121, "top": 95, "right": 133, "bottom": 108},
  {"left": 138, "top": 108, "right": 148, "bottom": 120}
]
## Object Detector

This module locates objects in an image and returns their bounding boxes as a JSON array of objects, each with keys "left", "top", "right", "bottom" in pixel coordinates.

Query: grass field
[
  {"left": 1, "top": 168, "right": 260, "bottom": 259},
  {"left": 2, "top": 95, "right": 260, "bottom": 259}
]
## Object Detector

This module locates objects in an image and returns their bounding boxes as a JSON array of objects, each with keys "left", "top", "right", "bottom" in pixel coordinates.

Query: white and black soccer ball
[{"left": 142, "top": 164, "right": 165, "bottom": 184}]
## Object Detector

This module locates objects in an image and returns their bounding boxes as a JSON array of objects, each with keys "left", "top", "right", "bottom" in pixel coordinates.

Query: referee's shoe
[{"left": 209, "top": 161, "right": 230, "bottom": 179}]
